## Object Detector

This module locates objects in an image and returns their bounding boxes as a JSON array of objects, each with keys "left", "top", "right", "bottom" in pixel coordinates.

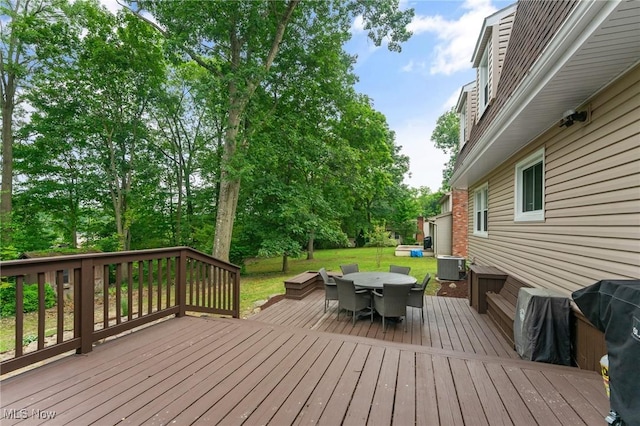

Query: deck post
[
  {"left": 177, "top": 249, "right": 187, "bottom": 317},
  {"left": 78, "top": 258, "right": 95, "bottom": 354},
  {"left": 233, "top": 271, "right": 240, "bottom": 318}
]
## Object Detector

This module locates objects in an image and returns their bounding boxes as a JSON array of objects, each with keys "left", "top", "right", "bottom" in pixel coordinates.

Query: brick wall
[
  {"left": 452, "top": 189, "right": 468, "bottom": 258},
  {"left": 416, "top": 216, "right": 424, "bottom": 242}
]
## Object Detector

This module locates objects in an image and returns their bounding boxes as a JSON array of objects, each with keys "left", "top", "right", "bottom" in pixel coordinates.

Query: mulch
[{"left": 435, "top": 277, "right": 469, "bottom": 299}]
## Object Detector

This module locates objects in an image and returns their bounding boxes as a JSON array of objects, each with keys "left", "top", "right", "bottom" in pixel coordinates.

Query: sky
[
  {"left": 99, "top": 0, "right": 512, "bottom": 192},
  {"left": 347, "top": 0, "right": 512, "bottom": 191}
]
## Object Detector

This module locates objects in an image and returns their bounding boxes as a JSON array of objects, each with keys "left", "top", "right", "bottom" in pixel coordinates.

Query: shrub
[{"left": 0, "top": 282, "right": 57, "bottom": 317}]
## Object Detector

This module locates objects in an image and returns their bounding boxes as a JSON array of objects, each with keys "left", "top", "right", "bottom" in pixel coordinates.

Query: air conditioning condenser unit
[{"left": 437, "top": 256, "right": 465, "bottom": 281}]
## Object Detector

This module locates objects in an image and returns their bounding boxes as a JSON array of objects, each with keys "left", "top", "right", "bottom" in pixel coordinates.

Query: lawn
[{"left": 239, "top": 246, "right": 438, "bottom": 318}]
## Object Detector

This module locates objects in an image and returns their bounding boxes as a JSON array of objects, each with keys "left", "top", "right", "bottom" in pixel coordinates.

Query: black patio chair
[
  {"left": 335, "top": 276, "right": 371, "bottom": 325},
  {"left": 319, "top": 267, "right": 338, "bottom": 312},
  {"left": 407, "top": 273, "right": 431, "bottom": 322},
  {"left": 389, "top": 265, "right": 411, "bottom": 275},
  {"left": 340, "top": 263, "right": 359, "bottom": 275},
  {"left": 372, "top": 283, "right": 413, "bottom": 332}
]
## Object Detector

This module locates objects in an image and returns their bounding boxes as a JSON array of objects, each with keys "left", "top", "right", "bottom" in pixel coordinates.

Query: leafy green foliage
[
  {"left": 0, "top": 282, "right": 57, "bottom": 317},
  {"left": 431, "top": 108, "right": 460, "bottom": 190}
]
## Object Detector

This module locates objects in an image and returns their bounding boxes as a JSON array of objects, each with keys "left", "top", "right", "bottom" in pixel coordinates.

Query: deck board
[{"left": 1, "top": 300, "right": 609, "bottom": 425}]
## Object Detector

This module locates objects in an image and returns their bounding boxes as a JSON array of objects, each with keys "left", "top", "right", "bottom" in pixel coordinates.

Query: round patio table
[{"left": 343, "top": 271, "right": 417, "bottom": 290}]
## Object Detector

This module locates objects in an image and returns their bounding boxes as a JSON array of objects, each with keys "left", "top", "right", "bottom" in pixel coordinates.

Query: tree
[
  {"left": 431, "top": 107, "right": 459, "bottom": 190},
  {"left": 129, "top": 0, "right": 414, "bottom": 262},
  {"left": 23, "top": 1, "right": 166, "bottom": 251},
  {"left": 415, "top": 186, "right": 444, "bottom": 219},
  {"left": 1, "top": 0, "right": 68, "bottom": 245},
  {"left": 149, "top": 63, "right": 224, "bottom": 247}
]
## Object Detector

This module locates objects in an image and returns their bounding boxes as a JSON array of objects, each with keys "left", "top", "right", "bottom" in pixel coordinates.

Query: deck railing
[{"left": 0, "top": 247, "right": 240, "bottom": 375}]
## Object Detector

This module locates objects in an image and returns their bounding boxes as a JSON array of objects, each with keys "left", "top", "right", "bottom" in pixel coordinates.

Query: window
[
  {"left": 479, "top": 49, "right": 489, "bottom": 112},
  {"left": 474, "top": 184, "right": 488, "bottom": 237},
  {"left": 515, "top": 149, "right": 545, "bottom": 221}
]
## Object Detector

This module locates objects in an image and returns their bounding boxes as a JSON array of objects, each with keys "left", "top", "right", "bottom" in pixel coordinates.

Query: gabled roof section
[
  {"left": 455, "top": 81, "right": 475, "bottom": 113},
  {"left": 471, "top": 3, "right": 518, "bottom": 67},
  {"left": 452, "top": 0, "right": 640, "bottom": 188}
]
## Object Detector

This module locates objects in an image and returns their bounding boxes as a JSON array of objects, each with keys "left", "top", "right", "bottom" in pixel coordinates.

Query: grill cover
[
  {"left": 514, "top": 288, "right": 571, "bottom": 365},
  {"left": 572, "top": 280, "right": 640, "bottom": 426}
]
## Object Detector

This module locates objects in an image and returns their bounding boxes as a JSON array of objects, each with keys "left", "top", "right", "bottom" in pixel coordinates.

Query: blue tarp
[{"left": 410, "top": 249, "right": 423, "bottom": 257}]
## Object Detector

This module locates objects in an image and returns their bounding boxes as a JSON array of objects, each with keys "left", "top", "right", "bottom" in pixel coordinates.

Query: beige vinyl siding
[
  {"left": 496, "top": 12, "right": 514, "bottom": 79},
  {"left": 464, "top": 88, "right": 477, "bottom": 142},
  {"left": 492, "top": 12, "right": 515, "bottom": 96},
  {"left": 467, "top": 65, "right": 640, "bottom": 297}
]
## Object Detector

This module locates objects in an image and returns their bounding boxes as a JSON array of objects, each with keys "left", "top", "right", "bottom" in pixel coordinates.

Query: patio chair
[
  {"left": 319, "top": 267, "right": 338, "bottom": 312},
  {"left": 372, "top": 283, "right": 414, "bottom": 332},
  {"left": 340, "top": 263, "right": 359, "bottom": 275},
  {"left": 407, "top": 273, "right": 431, "bottom": 323},
  {"left": 389, "top": 265, "right": 411, "bottom": 275},
  {"left": 335, "top": 276, "right": 372, "bottom": 325}
]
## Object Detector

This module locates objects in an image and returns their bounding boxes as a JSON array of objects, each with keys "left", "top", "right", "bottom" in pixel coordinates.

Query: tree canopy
[{"left": 2, "top": 0, "right": 438, "bottom": 271}]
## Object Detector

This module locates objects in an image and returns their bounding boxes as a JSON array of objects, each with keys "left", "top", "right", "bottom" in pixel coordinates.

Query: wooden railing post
[
  {"left": 78, "top": 258, "right": 95, "bottom": 354},
  {"left": 177, "top": 250, "right": 187, "bottom": 317},
  {"left": 233, "top": 271, "right": 240, "bottom": 318}
]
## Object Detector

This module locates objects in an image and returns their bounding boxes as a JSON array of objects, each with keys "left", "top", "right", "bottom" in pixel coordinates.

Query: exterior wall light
[{"left": 559, "top": 109, "right": 588, "bottom": 127}]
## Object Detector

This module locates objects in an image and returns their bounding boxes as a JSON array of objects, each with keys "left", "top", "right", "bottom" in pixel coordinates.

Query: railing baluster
[
  {"left": 147, "top": 259, "right": 153, "bottom": 314},
  {"left": 38, "top": 272, "right": 45, "bottom": 350},
  {"left": 115, "top": 263, "right": 122, "bottom": 324},
  {"left": 138, "top": 262, "right": 143, "bottom": 318},
  {"left": 157, "top": 259, "right": 162, "bottom": 311},
  {"left": 15, "top": 276, "right": 24, "bottom": 357},
  {"left": 128, "top": 262, "right": 133, "bottom": 321},
  {"left": 166, "top": 258, "right": 171, "bottom": 309},
  {"left": 189, "top": 260, "right": 194, "bottom": 305},
  {"left": 103, "top": 265, "right": 109, "bottom": 329},
  {"left": 195, "top": 261, "right": 200, "bottom": 307},
  {"left": 57, "top": 270, "right": 64, "bottom": 344}
]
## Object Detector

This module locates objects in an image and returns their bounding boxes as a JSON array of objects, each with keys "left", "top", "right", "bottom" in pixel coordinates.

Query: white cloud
[
  {"left": 401, "top": 59, "right": 428, "bottom": 74},
  {"left": 408, "top": 0, "right": 497, "bottom": 75},
  {"left": 402, "top": 60, "right": 415, "bottom": 73}
]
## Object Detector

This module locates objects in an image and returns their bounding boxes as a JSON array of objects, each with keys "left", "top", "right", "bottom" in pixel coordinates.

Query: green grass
[{"left": 239, "top": 246, "right": 438, "bottom": 317}]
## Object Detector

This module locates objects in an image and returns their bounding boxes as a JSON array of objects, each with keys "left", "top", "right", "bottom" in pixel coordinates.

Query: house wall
[
  {"left": 452, "top": 188, "right": 468, "bottom": 259},
  {"left": 434, "top": 212, "right": 453, "bottom": 256},
  {"left": 467, "top": 64, "right": 640, "bottom": 296}
]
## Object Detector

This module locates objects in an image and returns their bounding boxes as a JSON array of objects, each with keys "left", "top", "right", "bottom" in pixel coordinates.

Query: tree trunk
[
  {"left": 211, "top": 1, "right": 299, "bottom": 262},
  {"left": 212, "top": 91, "right": 243, "bottom": 262},
  {"left": 306, "top": 234, "right": 314, "bottom": 260},
  {"left": 282, "top": 253, "right": 288, "bottom": 273},
  {"left": 1, "top": 78, "right": 15, "bottom": 244}
]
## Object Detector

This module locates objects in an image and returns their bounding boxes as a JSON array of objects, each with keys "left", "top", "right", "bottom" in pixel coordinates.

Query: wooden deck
[
  {"left": 250, "top": 291, "right": 519, "bottom": 359},
  {"left": 1, "top": 300, "right": 609, "bottom": 425}
]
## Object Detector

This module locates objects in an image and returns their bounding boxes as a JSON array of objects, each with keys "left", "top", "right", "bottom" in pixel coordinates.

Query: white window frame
[
  {"left": 473, "top": 183, "right": 488, "bottom": 237},
  {"left": 514, "top": 148, "right": 545, "bottom": 222},
  {"left": 479, "top": 48, "right": 489, "bottom": 114}
]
